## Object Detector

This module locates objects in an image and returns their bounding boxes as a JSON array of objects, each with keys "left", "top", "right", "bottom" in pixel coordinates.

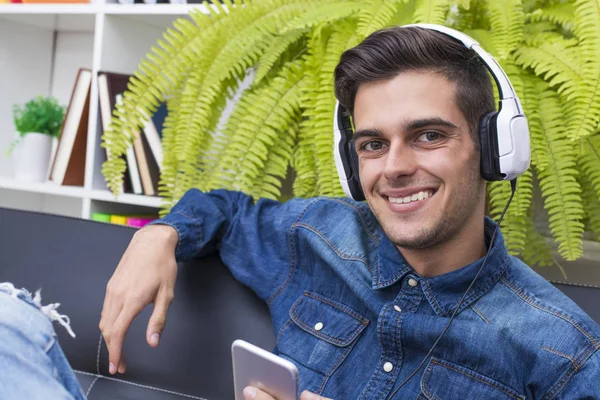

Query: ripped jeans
[{"left": 0, "top": 282, "right": 86, "bottom": 400}]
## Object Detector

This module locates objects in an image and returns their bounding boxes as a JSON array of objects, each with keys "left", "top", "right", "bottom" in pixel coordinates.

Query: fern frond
[
  {"left": 102, "top": 4, "right": 229, "bottom": 196},
  {"left": 536, "top": 85, "right": 585, "bottom": 260},
  {"left": 487, "top": 0, "right": 524, "bottom": 61},
  {"left": 293, "top": 28, "right": 330, "bottom": 198},
  {"left": 521, "top": 74, "right": 550, "bottom": 171},
  {"left": 578, "top": 133, "right": 600, "bottom": 200},
  {"left": 581, "top": 171, "right": 600, "bottom": 241},
  {"left": 514, "top": 32, "right": 582, "bottom": 92},
  {"left": 254, "top": 28, "right": 307, "bottom": 85},
  {"left": 207, "top": 59, "right": 306, "bottom": 199},
  {"left": 527, "top": 2, "right": 575, "bottom": 30},
  {"left": 167, "top": 0, "right": 313, "bottom": 201},
  {"left": 521, "top": 218, "right": 555, "bottom": 267},
  {"left": 412, "top": 0, "right": 451, "bottom": 24},
  {"left": 488, "top": 168, "right": 533, "bottom": 255},
  {"left": 357, "top": 0, "right": 404, "bottom": 38},
  {"left": 568, "top": 0, "right": 600, "bottom": 141},
  {"left": 303, "top": 20, "right": 357, "bottom": 197},
  {"left": 250, "top": 124, "right": 297, "bottom": 200},
  {"left": 284, "top": 1, "right": 364, "bottom": 32}
]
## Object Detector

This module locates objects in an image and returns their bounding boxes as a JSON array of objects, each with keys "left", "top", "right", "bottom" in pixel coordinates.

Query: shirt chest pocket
[
  {"left": 419, "top": 358, "right": 525, "bottom": 400},
  {"left": 277, "top": 291, "right": 369, "bottom": 377}
]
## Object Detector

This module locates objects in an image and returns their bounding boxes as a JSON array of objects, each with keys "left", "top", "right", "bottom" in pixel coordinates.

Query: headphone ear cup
[
  {"left": 348, "top": 140, "right": 365, "bottom": 201},
  {"left": 479, "top": 112, "right": 503, "bottom": 181}
]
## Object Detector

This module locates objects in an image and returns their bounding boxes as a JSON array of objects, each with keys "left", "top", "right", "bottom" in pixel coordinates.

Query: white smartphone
[{"left": 232, "top": 339, "right": 299, "bottom": 400}]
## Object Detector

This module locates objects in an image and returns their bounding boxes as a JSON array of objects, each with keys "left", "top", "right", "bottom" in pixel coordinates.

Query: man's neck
[{"left": 397, "top": 216, "right": 488, "bottom": 278}]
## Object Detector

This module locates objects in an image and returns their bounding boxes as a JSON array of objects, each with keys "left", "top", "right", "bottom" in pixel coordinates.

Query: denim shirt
[{"left": 150, "top": 189, "right": 600, "bottom": 399}]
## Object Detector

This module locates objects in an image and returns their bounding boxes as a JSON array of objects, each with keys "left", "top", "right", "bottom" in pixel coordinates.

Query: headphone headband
[{"left": 405, "top": 24, "right": 518, "bottom": 105}]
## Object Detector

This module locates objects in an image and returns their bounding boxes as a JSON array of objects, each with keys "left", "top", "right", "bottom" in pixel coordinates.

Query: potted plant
[{"left": 11, "top": 96, "right": 65, "bottom": 182}]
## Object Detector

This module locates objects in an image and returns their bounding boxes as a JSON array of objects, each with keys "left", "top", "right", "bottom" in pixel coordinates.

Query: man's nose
[{"left": 382, "top": 142, "right": 418, "bottom": 180}]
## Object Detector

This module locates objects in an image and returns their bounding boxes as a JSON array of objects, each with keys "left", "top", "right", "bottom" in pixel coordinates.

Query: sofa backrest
[{"left": 0, "top": 207, "right": 275, "bottom": 399}]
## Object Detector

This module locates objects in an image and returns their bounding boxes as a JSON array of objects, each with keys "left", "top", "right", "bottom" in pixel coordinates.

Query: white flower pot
[{"left": 14, "top": 133, "right": 54, "bottom": 183}]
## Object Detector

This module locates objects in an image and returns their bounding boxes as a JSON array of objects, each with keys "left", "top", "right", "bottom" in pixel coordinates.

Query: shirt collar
[{"left": 373, "top": 217, "right": 510, "bottom": 316}]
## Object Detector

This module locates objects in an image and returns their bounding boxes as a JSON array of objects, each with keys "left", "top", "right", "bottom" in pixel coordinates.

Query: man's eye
[
  {"left": 362, "top": 141, "right": 385, "bottom": 151},
  {"left": 417, "top": 131, "right": 442, "bottom": 142}
]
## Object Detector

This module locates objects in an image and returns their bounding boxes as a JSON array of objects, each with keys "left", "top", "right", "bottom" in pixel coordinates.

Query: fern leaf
[
  {"left": 284, "top": 1, "right": 365, "bottom": 32},
  {"left": 578, "top": 133, "right": 600, "bottom": 199},
  {"left": 521, "top": 74, "right": 550, "bottom": 171},
  {"left": 167, "top": 0, "right": 313, "bottom": 201},
  {"left": 102, "top": 5, "right": 227, "bottom": 196},
  {"left": 293, "top": 28, "right": 329, "bottom": 198},
  {"left": 568, "top": 0, "right": 600, "bottom": 141},
  {"left": 527, "top": 2, "right": 575, "bottom": 30},
  {"left": 251, "top": 125, "right": 298, "bottom": 200},
  {"left": 536, "top": 85, "right": 585, "bottom": 260},
  {"left": 488, "top": 168, "right": 533, "bottom": 256},
  {"left": 581, "top": 171, "right": 600, "bottom": 241},
  {"left": 487, "top": 0, "right": 524, "bottom": 61},
  {"left": 301, "top": 20, "right": 357, "bottom": 197},
  {"left": 521, "top": 218, "right": 555, "bottom": 267},
  {"left": 513, "top": 33, "right": 583, "bottom": 93},
  {"left": 412, "top": 0, "right": 450, "bottom": 24},
  {"left": 357, "top": 0, "right": 404, "bottom": 38},
  {"left": 208, "top": 59, "right": 306, "bottom": 199},
  {"left": 254, "top": 28, "right": 307, "bottom": 85}
]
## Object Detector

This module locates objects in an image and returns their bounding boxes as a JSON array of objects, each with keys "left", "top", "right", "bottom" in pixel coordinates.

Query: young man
[
  {"left": 1, "top": 26, "right": 598, "bottom": 399},
  {"left": 98, "top": 26, "right": 600, "bottom": 399}
]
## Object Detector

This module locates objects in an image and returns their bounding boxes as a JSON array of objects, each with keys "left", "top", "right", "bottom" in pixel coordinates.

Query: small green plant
[
  {"left": 7, "top": 96, "right": 65, "bottom": 156},
  {"left": 13, "top": 96, "right": 65, "bottom": 138}
]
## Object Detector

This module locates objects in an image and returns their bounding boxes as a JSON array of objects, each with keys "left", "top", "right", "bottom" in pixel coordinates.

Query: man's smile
[{"left": 381, "top": 187, "right": 438, "bottom": 213}]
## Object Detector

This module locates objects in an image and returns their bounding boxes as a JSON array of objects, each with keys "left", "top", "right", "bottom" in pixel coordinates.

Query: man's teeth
[{"left": 389, "top": 191, "right": 433, "bottom": 204}]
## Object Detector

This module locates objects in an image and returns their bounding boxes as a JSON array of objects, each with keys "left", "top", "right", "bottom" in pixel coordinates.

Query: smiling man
[{"left": 96, "top": 26, "right": 600, "bottom": 400}]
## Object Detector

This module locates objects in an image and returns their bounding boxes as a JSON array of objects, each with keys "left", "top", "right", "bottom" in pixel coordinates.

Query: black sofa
[
  {"left": 1, "top": 207, "right": 599, "bottom": 399},
  {"left": 0, "top": 207, "right": 275, "bottom": 399}
]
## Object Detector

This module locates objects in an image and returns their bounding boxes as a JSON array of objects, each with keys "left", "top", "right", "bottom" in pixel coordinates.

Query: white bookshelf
[{"left": 0, "top": 1, "right": 205, "bottom": 220}]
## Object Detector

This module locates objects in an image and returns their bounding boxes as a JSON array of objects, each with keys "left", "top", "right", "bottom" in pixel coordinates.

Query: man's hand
[
  {"left": 243, "top": 387, "right": 333, "bottom": 400},
  {"left": 99, "top": 224, "right": 179, "bottom": 375}
]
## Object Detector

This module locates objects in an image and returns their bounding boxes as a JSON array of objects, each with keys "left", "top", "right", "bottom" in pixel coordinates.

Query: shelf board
[
  {"left": 0, "top": 4, "right": 97, "bottom": 14},
  {"left": 103, "top": 3, "right": 209, "bottom": 15},
  {"left": 90, "top": 189, "right": 161, "bottom": 207},
  {"left": 0, "top": 3, "right": 209, "bottom": 15},
  {"left": 0, "top": 177, "right": 87, "bottom": 198}
]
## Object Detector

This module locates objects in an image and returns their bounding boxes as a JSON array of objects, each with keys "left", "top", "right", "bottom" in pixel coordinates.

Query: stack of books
[
  {"left": 92, "top": 212, "right": 158, "bottom": 228},
  {"left": 47, "top": 68, "right": 165, "bottom": 196}
]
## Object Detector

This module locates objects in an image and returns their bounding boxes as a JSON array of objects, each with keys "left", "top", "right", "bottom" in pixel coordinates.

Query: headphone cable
[{"left": 386, "top": 178, "right": 517, "bottom": 399}]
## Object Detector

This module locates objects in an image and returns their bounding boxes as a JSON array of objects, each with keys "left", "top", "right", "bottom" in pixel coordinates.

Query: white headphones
[{"left": 333, "top": 23, "right": 531, "bottom": 201}]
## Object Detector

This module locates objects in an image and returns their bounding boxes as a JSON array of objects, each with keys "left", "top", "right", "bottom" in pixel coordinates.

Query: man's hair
[{"left": 334, "top": 26, "right": 495, "bottom": 149}]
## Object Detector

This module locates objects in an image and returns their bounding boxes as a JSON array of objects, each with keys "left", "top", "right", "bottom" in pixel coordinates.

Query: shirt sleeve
[
  {"left": 148, "top": 188, "right": 310, "bottom": 302},
  {"left": 547, "top": 348, "right": 600, "bottom": 399}
]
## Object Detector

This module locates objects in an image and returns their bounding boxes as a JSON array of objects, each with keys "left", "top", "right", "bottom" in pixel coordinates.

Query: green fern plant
[{"left": 102, "top": 0, "right": 600, "bottom": 266}]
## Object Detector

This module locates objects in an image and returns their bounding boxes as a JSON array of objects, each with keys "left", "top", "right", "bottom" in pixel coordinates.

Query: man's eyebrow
[
  {"left": 352, "top": 128, "right": 383, "bottom": 141},
  {"left": 352, "top": 118, "right": 459, "bottom": 140},
  {"left": 404, "top": 117, "right": 458, "bottom": 131}
]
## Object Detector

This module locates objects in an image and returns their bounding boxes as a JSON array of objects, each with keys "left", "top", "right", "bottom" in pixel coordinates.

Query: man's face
[{"left": 353, "top": 71, "right": 485, "bottom": 250}]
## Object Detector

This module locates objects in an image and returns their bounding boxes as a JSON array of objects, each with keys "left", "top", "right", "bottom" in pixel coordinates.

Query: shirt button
[
  {"left": 408, "top": 278, "right": 418, "bottom": 287},
  {"left": 314, "top": 322, "right": 324, "bottom": 331},
  {"left": 383, "top": 362, "right": 394, "bottom": 372},
  {"left": 393, "top": 305, "right": 402, "bottom": 312}
]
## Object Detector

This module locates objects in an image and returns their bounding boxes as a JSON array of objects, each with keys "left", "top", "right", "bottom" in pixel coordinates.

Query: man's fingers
[
  {"left": 146, "top": 289, "right": 174, "bottom": 347},
  {"left": 242, "top": 388, "right": 333, "bottom": 400},
  {"left": 117, "top": 356, "right": 126, "bottom": 374},
  {"left": 106, "top": 303, "right": 144, "bottom": 374},
  {"left": 300, "top": 390, "right": 333, "bottom": 400},
  {"left": 243, "top": 386, "right": 275, "bottom": 400}
]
